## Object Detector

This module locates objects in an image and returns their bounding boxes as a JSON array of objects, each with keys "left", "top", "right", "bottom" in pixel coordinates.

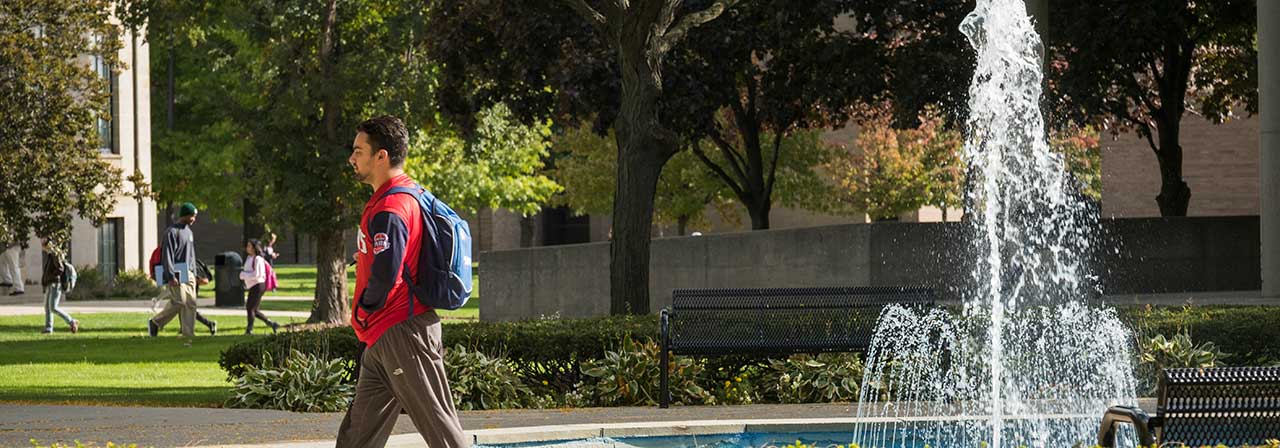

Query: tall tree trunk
[
  {"left": 309, "top": 228, "right": 349, "bottom": 323},
  {"left": 519, "top": 215, "right": 536, "bottom": 247},
  {"left": 677, "top": 215, "right": 690, "bottom": 236},
  {"left": 308, "top": 0, "right": 348, "bottom": 323},
  {"left": 610, "top": 135, "right": 666, "bottom": 315},
  {"left": 746, "top": 196, "right": 771, "bottom": 230},
  {"left": 242, "top": 196, "right": 263, "bottom": 244},
  {"left": 1153, "top": 41, "right": 1193, "bottom": 217},
  {"left": 611, "top": 35, "right": 674, "bottom": 315},
  {"left": 1154, "top": 124, "right": 1190, "bottom": 216}
]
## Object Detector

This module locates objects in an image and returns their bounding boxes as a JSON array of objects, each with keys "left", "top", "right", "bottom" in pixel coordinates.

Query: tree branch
[
  {"left": 1129, "top": 72, "right": 1160, "bottom": 116},
  {"left": 691, "top": 142, "right": 749, "bottom": 201},
  {"left": 564, "top": 0, "right": 608, "bottom": 33},
  {"left": 709, "top": 124, "right": 750, "bottom": 184},
  {"left": 765, "top": 130, "right": 783, "bottom": 199},
  {"left": 657, "top": 0, "right": 738, "bottom": 54}
]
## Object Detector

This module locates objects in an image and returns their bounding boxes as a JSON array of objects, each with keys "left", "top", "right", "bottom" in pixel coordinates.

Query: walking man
[
  {"left": 336, "top": 116, "right": 468, "bottom": 448},
  {"left": 148, "top": 202, "right": 201, "bottom": 338},
  {"left": 1, "top": 233, "right": 25, "bottom": 296}
]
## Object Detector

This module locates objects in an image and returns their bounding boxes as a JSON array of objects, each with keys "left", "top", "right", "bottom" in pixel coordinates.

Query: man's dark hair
[{"left": 356, "top": 116, "right": 409, "bottom": 167}]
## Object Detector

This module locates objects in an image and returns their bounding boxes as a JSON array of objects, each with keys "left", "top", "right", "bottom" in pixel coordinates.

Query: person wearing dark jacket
[
  {"left": 148, "top": 203, "right": 201, "bottom": 338},
  {"left": 146, "top": 247, "right": 217, "bottom": 335},
  {"left": 40, "top": 240, "right": 77, "bottom": 334}
]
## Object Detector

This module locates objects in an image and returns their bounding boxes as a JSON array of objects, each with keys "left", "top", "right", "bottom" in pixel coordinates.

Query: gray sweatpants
[{"left": 336, "top": 311, "right": 468, "bottom": 448}]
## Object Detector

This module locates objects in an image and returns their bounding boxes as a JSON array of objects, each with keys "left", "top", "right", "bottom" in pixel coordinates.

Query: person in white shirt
[
  {"left": 1, "top": 235, "right": 25, "bottom": 296},
  {"left": 239, "top": 239, "right": 279, "bottom": 334},
  {"left": 261, "top": 232, "right": 279, "bottom": 264}
]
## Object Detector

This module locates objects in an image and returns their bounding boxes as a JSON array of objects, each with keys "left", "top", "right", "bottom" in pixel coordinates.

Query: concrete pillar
[{"left": 1261, "top": 0, "right": 1280, "bottom": 298}]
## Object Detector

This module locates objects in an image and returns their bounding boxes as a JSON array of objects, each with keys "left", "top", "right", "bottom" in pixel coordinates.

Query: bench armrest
[{"left": 1097, "top": 405, "right": 1154, "bottom": 447}]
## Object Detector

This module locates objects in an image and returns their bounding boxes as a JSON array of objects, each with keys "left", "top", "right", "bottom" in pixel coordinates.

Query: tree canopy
[{"left": 1, "top": 0, "right": 125, "bottom": 247}]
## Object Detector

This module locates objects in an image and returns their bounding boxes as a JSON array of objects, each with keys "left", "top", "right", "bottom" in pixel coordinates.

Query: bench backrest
[
  {"left": 666, "top": 286, "right": 934, "bottom": 356},
  {"left": 1158, "top": 366, "right": 1280, "bottom": 446}
]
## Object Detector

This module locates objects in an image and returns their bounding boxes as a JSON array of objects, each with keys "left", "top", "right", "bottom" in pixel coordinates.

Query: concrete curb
[{"left": 200, "top": 414, "right": 1103, "bottom": 448}]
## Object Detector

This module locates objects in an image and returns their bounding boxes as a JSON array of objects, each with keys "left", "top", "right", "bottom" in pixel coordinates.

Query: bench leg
[
  {"left": 1097, "top": 405, "right": 1154, "bottom": 447},
  {"left": 660, "top": 310, "right": 670, "bottom": 409}
]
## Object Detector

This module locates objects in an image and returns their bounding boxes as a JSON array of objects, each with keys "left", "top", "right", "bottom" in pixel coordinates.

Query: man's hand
[
  {"left": 197, "top": 277, "right": 210, "bottom": 286},
  {"left": 168, "top": 278, "right": 179, "bottom": 287}
]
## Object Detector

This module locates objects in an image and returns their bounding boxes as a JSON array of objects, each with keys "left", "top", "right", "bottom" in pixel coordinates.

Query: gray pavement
[
  {"left": 0, "top": 400, "right": 1158, "bottom": 448},
  {"left": 0, "top": 296, "right": 309, "bottom": 318}
]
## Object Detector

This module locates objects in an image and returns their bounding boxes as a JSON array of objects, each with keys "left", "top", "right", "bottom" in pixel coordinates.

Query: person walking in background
[
  {"left": 240, "top": 239, "right": 278, "bottom": 334},
  {"left": 146, "top": 246, "right": 217, "bottom": 335},
  {"left": 149, "top": 202, "right": 201, "bottom": 338},
  {"left": 261, "top": 232, "right": 279, "bottom": 265},
  {"left": 1, "top": 234, "right": 25, "bottom": 296},
  {"left": 40, "top": 240, "right": 77, "bottom": 334}
]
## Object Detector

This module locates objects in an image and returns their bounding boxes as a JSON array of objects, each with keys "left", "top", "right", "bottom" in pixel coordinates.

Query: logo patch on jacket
[{"left": 372, "top": 232, "right": 389, "bottom": 254}]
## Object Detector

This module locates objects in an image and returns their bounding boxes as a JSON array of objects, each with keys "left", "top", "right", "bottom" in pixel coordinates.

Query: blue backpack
[{"left": 382, "top": 184, "right": 473, "bottom": 311}]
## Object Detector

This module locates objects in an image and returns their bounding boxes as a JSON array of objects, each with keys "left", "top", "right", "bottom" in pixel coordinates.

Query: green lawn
[{"left": 0, "top": 312, "right": 300, "bottom": 407}]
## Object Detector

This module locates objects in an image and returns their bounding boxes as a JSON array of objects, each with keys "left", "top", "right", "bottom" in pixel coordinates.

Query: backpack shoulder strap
[{"left": 380, "top": 185, "right": 423, "bottom": 200}]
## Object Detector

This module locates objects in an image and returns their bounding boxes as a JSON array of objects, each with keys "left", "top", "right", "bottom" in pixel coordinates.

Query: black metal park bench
[
  {"left": 658, "top": 286, "right": 935, "bottom": 408},
  {"left": 1098, "top": 366, "right": 1280, "bottom": 447}
]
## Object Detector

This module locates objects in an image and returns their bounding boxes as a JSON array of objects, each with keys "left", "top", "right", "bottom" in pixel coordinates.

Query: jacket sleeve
[
  {"left": 160, "top": 229, "right": 176, "bottom": 283},
  {"left": 357, "top": 211, "right": 408, "bottom": 314}
]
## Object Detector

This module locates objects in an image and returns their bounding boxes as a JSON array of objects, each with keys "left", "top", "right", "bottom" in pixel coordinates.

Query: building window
[
  {"left": 91, "top": 50, "right": 116, "bottom": 154},
  {"left": 98, "top": 218, "right": 122, "bottom": 283}
]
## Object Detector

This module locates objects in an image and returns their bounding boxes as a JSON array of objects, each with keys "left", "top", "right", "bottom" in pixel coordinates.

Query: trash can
[{"left": 214, "top": 251, "right": 245, "bottom": 307}]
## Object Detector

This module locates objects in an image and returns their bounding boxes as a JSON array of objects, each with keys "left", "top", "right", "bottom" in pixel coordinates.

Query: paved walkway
[
  {"left": 0, "top": 400, "right": 1158, "bottom": 448},
  {"left": 0, "top": 294, "right": 311, "bottom": 318}
]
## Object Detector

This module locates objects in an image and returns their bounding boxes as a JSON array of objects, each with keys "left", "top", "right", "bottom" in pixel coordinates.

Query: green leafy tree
[
  {"left": 664, "top": 1, "right": 894, "bottom": 230},
  {"left": 1050, "top": 125, "right": 1103, "bottom": 202},
  {"left": 124, "top": 0, "right": 439, "bottom": 323},
  {"left": 428, "top": 0, "right": 739, "bottom": 315},
  {"left": 405, "top": 104, "right": 562, "bottom": 216},
  {"left": 143, "top": 3, "right": 262, "bottom": 234},
  {"left": 1049, "top": 0, "right": 1256, "bottom": 216},
  {"left": 834, "top": 108, "right": 1102, "bottom": 221},
  {"left": 549, "top": 124, "right": 739, "bottom": 235},
  {"left": 0, "top": 0, "right": 125, "bottom": 247},
  {"left": 832, "top": 108, "right": 964, "bottom": 221}
]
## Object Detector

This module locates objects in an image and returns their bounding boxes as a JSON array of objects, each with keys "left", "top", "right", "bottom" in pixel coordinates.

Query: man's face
[{"left": 349, "top": 132, "right": 383, "bottom": 184}]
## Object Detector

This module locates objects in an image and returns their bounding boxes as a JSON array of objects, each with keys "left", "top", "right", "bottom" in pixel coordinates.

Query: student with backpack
[
  {"left": 239, "top": 239, "right": 279, "bottom": 334},
  {"left": 149, "top": 202, "right": 201, "bottom": 339},
  {"left": 40, "top": 239, "right": 78, "bottom": 334},
  {"left": 336, "top": 116, "right": 470, "bottom": 448},
  {"left": 147, "top": 247, "right": 218, "bottom": 335}
]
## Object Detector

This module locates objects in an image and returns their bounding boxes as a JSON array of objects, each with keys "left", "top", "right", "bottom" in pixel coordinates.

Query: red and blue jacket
[{"left": 352, "top": 173, "right": 428, "bottom": 346}]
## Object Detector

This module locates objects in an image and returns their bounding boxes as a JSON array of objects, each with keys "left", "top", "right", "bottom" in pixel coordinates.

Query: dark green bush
[
  {"left": 219, "top": 315, "right": 658, "bottom": 387},
  {"left": 446, "top": 345, "right": 535, "bottom": 410},
  {"left": 66, "top": 264, "right": 108, "bottom": 300},
  {"left": 66, "top": 266, "right": 161, "bottom": 300},
  {"left": 225, "top": 349, "right": 355, "bottom": 412},
  {"left": 219, "top": 305, "right": 1280, "bottom": 409},
  {"left": 571, "top": 338, "right": 712, "bottom": 407},
  {"left": 109, "top": 269, "right": 162, "bottom": 298},
  {"left": 1121, "top": 305, "right": 1280, "bottom": 367},
  {"left": 446, "top": 315, "right": 657, "bottom": 391},
  {"left": 220, "top": 325, "right": 360, "bottom": 380}
]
